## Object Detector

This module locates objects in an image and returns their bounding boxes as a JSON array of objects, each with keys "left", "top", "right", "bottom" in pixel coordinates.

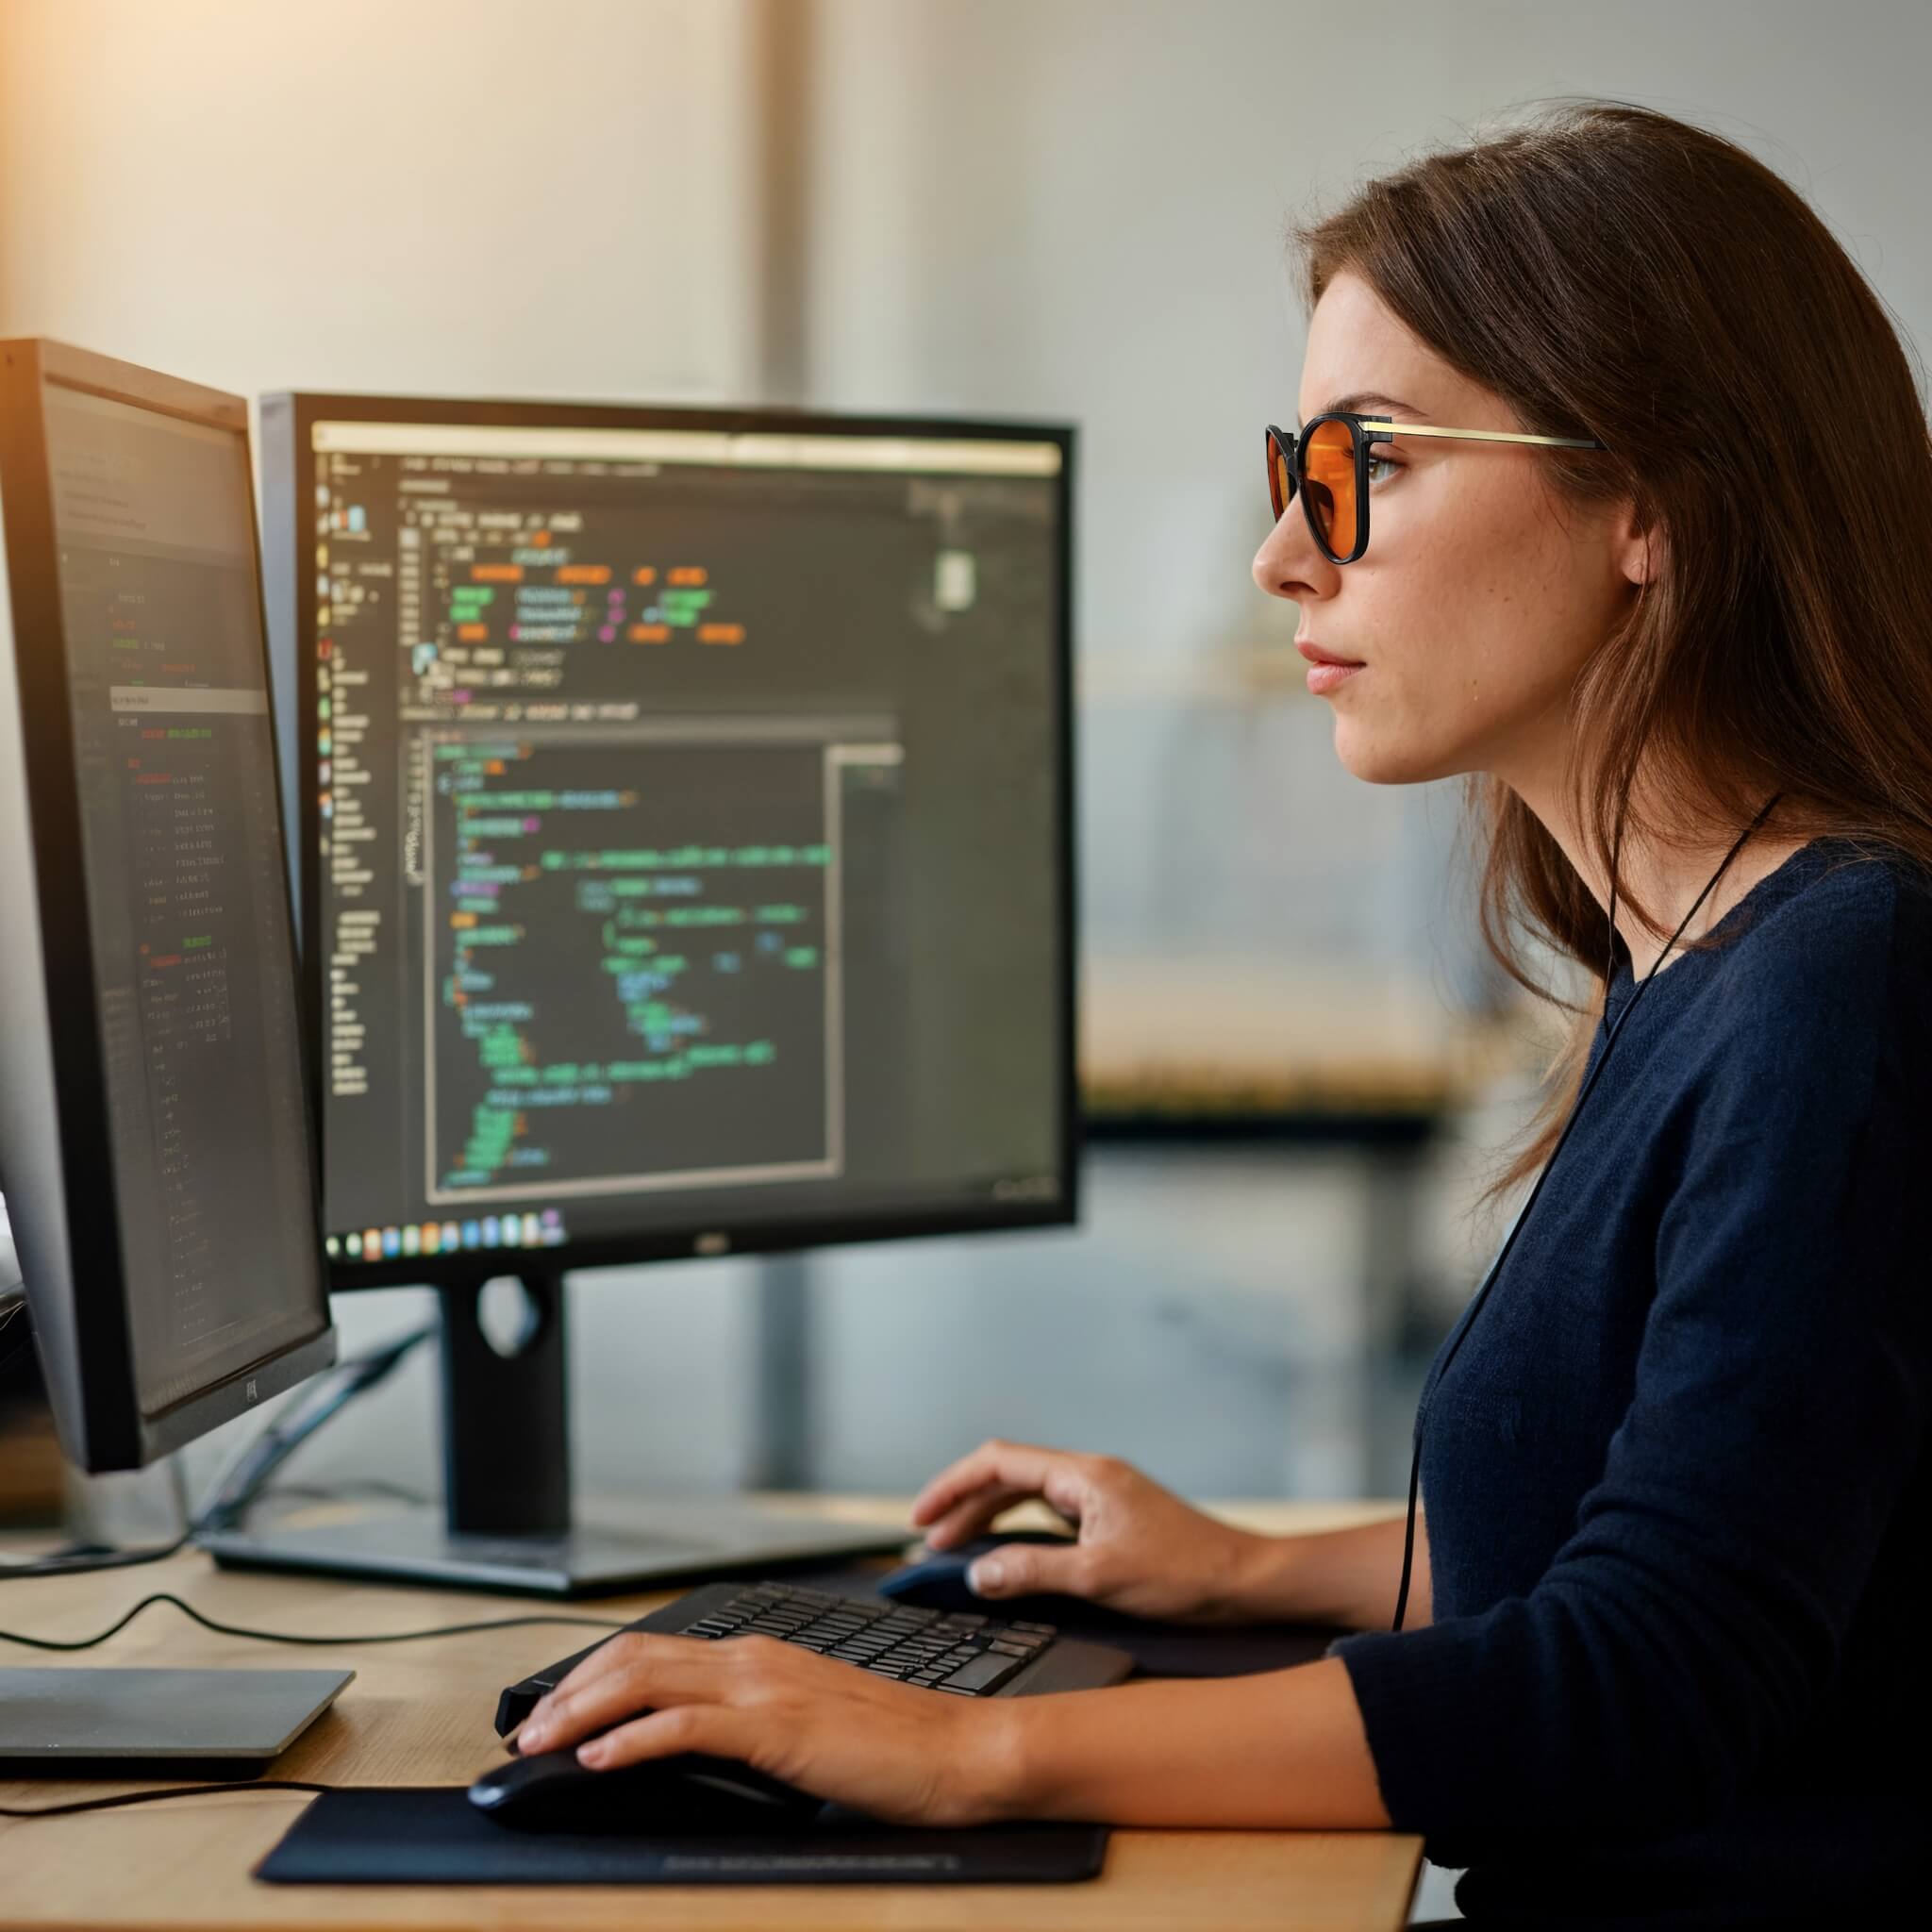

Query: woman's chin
[{"left": 1330, "top": 718, "right": 1454, "bottom": 787}]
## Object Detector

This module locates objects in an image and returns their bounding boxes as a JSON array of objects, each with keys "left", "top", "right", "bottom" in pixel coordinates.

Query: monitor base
[
  {"left": 0, "top": 1666, "right": 352, "bottom": 1780},
  {"left": 200, "top": 1498, "right": 908, "bottom": 1598}
]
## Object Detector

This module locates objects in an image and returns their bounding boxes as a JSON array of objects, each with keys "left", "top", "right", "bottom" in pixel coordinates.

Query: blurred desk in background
[
  {"left": 1083, "top": 964, "right": 1520, "bottom": 1356},
  {"left": 1081, "top": 954, "right": 1519, "bottom": 1131}
]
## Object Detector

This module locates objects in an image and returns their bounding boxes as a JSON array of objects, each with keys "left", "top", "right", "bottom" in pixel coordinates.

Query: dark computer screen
[
  {"left": 40, "top": 381, "right": 326, "bottom": 1414},
  {"left": 267, "top": 404, "right": 1074, "bottom": 1274}
]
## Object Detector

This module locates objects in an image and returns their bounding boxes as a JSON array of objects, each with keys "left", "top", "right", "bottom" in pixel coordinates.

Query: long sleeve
[{"left": 1329, "top": 864, "right": 1932, "bottom": 1838}]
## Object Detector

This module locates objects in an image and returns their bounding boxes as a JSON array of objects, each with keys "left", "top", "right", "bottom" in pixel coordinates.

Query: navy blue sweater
[{"left": 1331, "top": 839, "right": 1930, "bottom": 1928}]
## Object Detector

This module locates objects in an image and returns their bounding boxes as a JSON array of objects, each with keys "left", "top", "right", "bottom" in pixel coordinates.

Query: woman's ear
[{"left": 1612, "top": 500, "right": 1663, "bottom": 589}]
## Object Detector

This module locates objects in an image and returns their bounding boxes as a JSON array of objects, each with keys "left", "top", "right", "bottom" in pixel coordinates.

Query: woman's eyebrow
[{"left": 1309, "top": 391, "right": 1430, "bottom": 420}]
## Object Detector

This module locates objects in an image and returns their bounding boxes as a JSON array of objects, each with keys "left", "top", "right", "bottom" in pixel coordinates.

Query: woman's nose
[{"left": 1253, "top": 506, "right": 1324, "bottom": 604}]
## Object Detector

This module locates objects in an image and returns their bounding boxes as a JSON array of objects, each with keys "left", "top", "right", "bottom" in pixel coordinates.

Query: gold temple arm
[{"left": 1357, "top": 418, "right": 1604, "bottom": 450}]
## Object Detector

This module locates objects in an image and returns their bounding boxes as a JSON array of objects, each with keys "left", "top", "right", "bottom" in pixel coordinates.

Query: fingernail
[
  {"left": 970, "top": 1558, "right": 1004, "bottom": 1593},
  {"left": 518, "top": 1725, "right": 547, "bottom": 1753},
  {"left": 576, "top": 1741, "right": 608, "bottom": 1767}
]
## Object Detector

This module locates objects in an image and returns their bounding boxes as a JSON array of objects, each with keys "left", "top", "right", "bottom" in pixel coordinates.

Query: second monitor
[{"left": 218, "top": 395, "right": 1077, "bottom": 1593}]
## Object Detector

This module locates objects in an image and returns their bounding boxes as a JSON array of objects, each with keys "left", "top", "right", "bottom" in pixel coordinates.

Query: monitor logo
[{"left": 245, "top": 1378, "right": 258, "bottom": 1403}]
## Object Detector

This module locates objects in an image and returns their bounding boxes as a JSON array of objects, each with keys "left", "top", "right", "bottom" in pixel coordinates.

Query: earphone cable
[{"left": 1390, "top": 794, "right": 1783, "bottom": 1630}]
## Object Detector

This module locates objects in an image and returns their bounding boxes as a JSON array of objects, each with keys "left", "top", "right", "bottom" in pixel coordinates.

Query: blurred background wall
[{"left": 2, "top": 0, "right": 1927, "bottom": 1514}]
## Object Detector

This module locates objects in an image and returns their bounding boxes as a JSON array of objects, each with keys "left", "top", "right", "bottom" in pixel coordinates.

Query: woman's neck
[{"left": 1504, "top": 750, "right": 1805, "bottom": 980}]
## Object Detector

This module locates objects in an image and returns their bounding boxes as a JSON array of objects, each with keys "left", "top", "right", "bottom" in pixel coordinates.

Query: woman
[{"left": 509, "top": 103, "right": 1931, "bottom": 1924}]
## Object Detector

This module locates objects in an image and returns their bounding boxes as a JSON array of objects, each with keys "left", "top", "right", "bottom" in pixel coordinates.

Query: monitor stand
[{"left": 199, "top": 1267, "right": 907, "bottom": 1597}]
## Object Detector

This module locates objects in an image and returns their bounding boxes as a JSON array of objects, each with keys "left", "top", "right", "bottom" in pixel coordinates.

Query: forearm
[
  {"left": 1229, "top": 1510, "right": 1431, "bottom": 1630},
  {"left": 987, "top": 1657, "right": 1390, "bottom": 1828}
]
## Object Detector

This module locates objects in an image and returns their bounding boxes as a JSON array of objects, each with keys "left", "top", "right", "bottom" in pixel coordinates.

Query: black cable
[
  {"left": 0, "top": 1300, "right": 30, "bottom": 1375},
  {"left": 193, "top": 1324, "right": 437, "bottom": 1534},
  {"left": 0, "top": 1591, "right": 625, "bottom": 1652},
  {"left": 254, "top": 1478, "right": 430, "bottom": 1507},
  {"left": 1390, "top": 795, "right": 1784, "bottom": 1631},
  {"left": 0, "top": 1533, "right": 195, "bottom": 1581},
  {"left": 0, "top": 1780, "right": 337, "bottom": 1819}
]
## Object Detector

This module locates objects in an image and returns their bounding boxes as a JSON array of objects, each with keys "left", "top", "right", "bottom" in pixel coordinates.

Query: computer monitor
[
  {"left": 0, "top": 340, "right": 351, "bottom": 1769},
  {"left": 0, "top": 340, "right": 336, "bottom": 1474},
  {"left": 215, "top": 393, "right": 1077, "bottom": 1594}
]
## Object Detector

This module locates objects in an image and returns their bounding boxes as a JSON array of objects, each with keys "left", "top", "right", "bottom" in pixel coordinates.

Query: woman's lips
[{"left": 1297, "top": 639, "right": 1365, "bottom": 696}]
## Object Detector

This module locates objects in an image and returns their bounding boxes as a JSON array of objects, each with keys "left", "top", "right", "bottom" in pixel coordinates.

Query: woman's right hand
[{"left": 908, "top": 1438, "right": 1273, "bottom": 1624}]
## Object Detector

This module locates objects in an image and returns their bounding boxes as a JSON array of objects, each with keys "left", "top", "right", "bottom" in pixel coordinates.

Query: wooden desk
[{"left": 0, "top": 1497, "right": 1421, "bottom": 1931}]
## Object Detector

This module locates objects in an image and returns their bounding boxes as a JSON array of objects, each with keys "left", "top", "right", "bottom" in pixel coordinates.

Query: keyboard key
[{"left": 937, "top": 1651, "right": 1024, "bottom": 1696}]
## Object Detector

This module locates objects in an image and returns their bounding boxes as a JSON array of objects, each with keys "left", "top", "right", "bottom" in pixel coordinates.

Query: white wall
[{"left": 0, "top": 0, "right": 766, "bottom": 400}]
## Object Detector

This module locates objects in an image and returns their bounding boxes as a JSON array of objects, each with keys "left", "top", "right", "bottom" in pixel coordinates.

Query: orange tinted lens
[
  {"left": 1268, "top": 433, "right": 1293, "bottom": 521},
  {"left": 1303, "top": 419, "right": 1357, "bottom": 557}
]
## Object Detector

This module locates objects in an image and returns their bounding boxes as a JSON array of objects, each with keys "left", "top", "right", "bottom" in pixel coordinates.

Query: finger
[
  {"left": 967, "top": 1538, "right": 1096, "bottom": 1602},
  {"left": 544, "top": 1627, "right": 743, "bottom": 1707},
  {"left": 541, "top": 1629, "right": 654, "bottom": 1707},
  {"left": 920, "top": 1481, "right": 1045, "bottom": 1550},
  {"left": 927, "top": 1460, "right": 1095, "bottom": 1550},
  {"left": 909, "top": 1439, "right": 1054, "bottom": 1524},
  {"left": 522, "top": 1636, "right": 769, "bottom": 1752},
  {"left": 575, "top": 1702, "right": 758, "bottom": 1772},
  {"left": 910, "top": 1440, "right": 1074, "bottom": 1532}
]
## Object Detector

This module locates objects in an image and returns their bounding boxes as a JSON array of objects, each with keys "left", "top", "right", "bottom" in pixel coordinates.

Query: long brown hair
[{"left": 1295, "top": 101, "right": 1932, "bottom": 1194}]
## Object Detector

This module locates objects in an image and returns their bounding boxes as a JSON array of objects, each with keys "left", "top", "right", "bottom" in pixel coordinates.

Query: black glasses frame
[
  {"left": 1266, "top": 414, "right": 1373, "bottom": 565},
  {"left": 1265, "top": 411, "right": 1607, "bottom": 566}
]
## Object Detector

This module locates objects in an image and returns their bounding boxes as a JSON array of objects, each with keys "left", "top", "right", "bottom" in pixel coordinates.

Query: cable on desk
[
  {"left": 0, "top": 1591, "right": 626, "bottom": 1651},
  {"left": 0, "top": 1534, "right": 195, "bottom": 1581},
  {"left": 0, "top": 1780, "right": 338, "bottom": 1819}
]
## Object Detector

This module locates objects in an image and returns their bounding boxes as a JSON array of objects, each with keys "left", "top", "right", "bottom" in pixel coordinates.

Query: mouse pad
[
  {"left": 256, "top": 1789, "right": 1109, "bottom": 1887},
  {"left": 794, "top": 1561, "right": 1348, "bottom": 1678}
]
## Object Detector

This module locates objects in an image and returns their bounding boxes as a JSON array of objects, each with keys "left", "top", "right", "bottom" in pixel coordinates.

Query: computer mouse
[
  {"left": 878, "top": 1528, "right": 1136, "bottom": 1624},
  {"left": 469, "top": 1740, "right": 822, "bottom": 1834}
]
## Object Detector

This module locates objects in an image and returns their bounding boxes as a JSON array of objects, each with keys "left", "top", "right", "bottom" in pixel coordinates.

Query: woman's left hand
[{"left": 508, "top": 1630, "right": 1022, "bottom": 1827}]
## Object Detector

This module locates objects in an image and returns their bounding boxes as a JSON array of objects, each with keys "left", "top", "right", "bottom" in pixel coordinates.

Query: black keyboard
[
  {"left": 495, "top": 1578, "right": 1135, "bottom": 1739},
  {"left": 677, "top": 1582, "right": 1058, "bottom": 1691}
]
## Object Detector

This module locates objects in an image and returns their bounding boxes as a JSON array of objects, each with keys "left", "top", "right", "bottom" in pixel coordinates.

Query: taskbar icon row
[{"left": 325, "top": 1208, "right": 566, "bottom": 1263}]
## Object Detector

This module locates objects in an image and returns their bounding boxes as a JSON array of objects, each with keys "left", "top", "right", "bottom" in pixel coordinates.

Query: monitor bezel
[
  {"left": 0, "top": 340, "right": 335, "bottom": 1470},
  {"left": 262, "top": 390, "right": 1081, "bottom": 1294}
]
